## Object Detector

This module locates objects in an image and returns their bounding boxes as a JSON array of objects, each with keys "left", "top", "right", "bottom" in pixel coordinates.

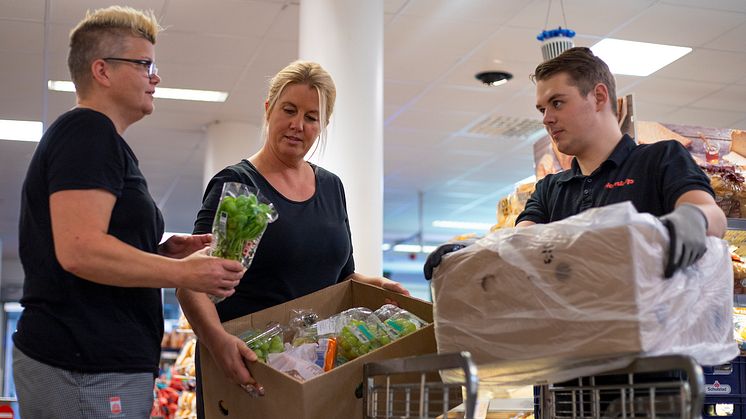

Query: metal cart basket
[
  {"left": 535, "top": 354, "right": 705, "bottom": 419},
  {"left": 364, "top": 353, "right": 705, "bottom": 419},
  {"left": 363, "top": 351, "right": 479, "bottom": 419}
]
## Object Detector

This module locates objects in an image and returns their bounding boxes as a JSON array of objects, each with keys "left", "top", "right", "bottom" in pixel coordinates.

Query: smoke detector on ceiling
[{"left": 475, "top": 71, "right": 513, "bottom": 87}]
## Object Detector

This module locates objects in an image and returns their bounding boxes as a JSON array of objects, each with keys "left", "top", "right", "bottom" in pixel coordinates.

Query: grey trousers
[{"left": 13, "top": 346, "right": 155, "bottom": 419}]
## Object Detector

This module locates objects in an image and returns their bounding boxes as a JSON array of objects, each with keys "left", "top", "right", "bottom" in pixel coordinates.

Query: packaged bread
[
  {"left": 492, "top": 182, "right": 536, "bottom": 230},
  {"left": 730, "top": 129, "right": 746, "bottom": 156},
  {"left": 701, "top": 165, "right": 745, "bottom": 218},
  {"left": 636, "top": 121, "right": 692, "bottom": 148}
]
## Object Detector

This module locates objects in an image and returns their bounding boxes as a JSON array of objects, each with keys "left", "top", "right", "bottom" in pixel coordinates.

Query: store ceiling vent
[{"left": 467, "top": 115, "right": 545, "bottom": 138}]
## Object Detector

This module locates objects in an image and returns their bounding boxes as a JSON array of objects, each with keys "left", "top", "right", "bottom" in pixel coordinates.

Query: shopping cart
[
  {"left": 535, "top": 354, "right": 705, "bottom": 418},
  {"left": 364, "top": 353, "right": 705, "bottom": 419},
  {"left": 363, "top": 351, "right": 479, "bottom": 419}
]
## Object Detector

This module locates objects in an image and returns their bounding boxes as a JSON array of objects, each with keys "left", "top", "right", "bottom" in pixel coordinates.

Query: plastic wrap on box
[{"left": 432, "top": 202, "right": 737, "bottom": 388}]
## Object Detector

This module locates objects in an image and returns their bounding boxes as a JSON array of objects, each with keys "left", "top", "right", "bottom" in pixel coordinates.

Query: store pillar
[
  {"left": 299, "top": 0, "right": 384, "bottom": 275},
  {"left": 203, "top": 121, "right": 263, "bottom": 188}
]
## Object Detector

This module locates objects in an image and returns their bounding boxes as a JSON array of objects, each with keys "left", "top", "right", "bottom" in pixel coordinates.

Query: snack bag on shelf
[
  {"left": 701, "top": 165, "right": 746, "bottom": 218},
  {"left": 176, "top": 312, "right": 192, "bottom": 332},
  {"left": 239, "top": 323, "right": 285, "bottom": 362},
  {"left": 734, "top": 307, "right": 746, "bottom": 352},
  {"left": 176, "top": 390, "right": 196, "bottom": 419},
  {"left": 208, "top": 181, "right": 278, "bottom": 303},
  {"left": 732, "top": 251, "right": 746, "bottom": 294},
  {"left": 173, "top": 338, "right": 196, "bottom": 378},
  {"left": 492, "top": 181, "right": 536, "bottom": 230}
]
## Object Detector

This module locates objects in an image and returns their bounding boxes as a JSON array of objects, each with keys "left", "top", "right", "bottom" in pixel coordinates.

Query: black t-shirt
[
  {"left": 517, "top": 135, "right": 714, "bottom": 224},
  {"left": 194, "top": 160, "right": 355, "bottom": 322},
  {"left": 14, "top": 108, "right": 165, "bottom": 375}
]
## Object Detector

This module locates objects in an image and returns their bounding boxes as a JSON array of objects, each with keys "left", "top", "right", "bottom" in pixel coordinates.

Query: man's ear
[
  {"left": 593, "top": 83, "right": 610, "bottom": 112},
  {"left": 91, "top": 59, "right": 112, "bottom": 87}
]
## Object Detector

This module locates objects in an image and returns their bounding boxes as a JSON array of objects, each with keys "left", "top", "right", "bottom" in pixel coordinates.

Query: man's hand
[
  {"left": 423, "top": 242, "right": 471, "bottom": 280},
  {"left": 659, "top": 204, "right": 708, "bottom": 278}
]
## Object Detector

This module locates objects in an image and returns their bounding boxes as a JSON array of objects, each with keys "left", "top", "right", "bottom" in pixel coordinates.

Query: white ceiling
[{"left": 1, "top": 0, "right": 746, "bottom": 281}]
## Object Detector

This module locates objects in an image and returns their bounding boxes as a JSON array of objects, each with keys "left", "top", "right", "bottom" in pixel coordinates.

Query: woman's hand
[
  {"left": 159, "top": 234, "right": 212, "bottom": 259},
  {"left": 347, "top": 273, "right": 410, "bottom": 296},
  {"left": 208, "top": 332, "right": 264, "bottom": 396}
]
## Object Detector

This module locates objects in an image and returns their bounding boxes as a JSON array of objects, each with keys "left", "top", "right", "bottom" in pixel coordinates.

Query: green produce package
[{"left": 209, "top": 181, "right": 277, "bottom": 302}]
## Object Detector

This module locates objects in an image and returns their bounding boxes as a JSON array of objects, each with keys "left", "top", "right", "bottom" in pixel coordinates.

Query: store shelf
[
  {"left": 728, "top": 218, "right": 746, "bottom": 230},
  {"left": 161, "top": 349, "right": 179, "bottom": 360}
]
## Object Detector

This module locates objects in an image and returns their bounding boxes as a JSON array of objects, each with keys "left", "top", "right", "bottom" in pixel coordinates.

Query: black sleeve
[
  {"left": 515, "top": 176, "right": 551, "bottom": 225},
  {"left": 337, "top": 180, "right": 355, "bottom": 282},
  {"left": 192, "top": 167, "right": 250, "bottom": 235},
  {"left": 657, "top": 141, "right": 715, "bottom": 213},
  {"left": 46, "top": 115, "right": 125, "bottom": 196}
]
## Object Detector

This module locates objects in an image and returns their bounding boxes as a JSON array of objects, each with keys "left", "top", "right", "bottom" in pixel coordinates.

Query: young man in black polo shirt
[
  {"left": 424, "top": 47, "right": 725, "bottom": 280},
  {"left": 516, "top": 47, "right": 726, "bottom": 416},
  {"left": 515, "top": 47, "right": 725, "bottom": 277},
  {"left": 423, "top": 47, "right": 728, "bottom": 416}
]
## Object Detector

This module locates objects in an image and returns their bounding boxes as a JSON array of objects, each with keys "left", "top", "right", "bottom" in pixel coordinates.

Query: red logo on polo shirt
[
  {"left": 110, "top": 396, "right": 122, "bottom": 415},
  {"left": 605, "top": 178, "right": 635, "bottom": 189}
]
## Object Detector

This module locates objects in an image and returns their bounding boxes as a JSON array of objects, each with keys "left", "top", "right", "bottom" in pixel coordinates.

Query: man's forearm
[{"left": 696, "top": 203, "right": 727, "bottom": 238}]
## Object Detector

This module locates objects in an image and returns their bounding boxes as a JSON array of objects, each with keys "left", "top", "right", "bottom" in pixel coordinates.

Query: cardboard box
[
  {"left": 201, "top": 280, "right": 436, "bottom": 419},
  {"left": 432, "top": 202, "right": 737, "bottom": 386}
]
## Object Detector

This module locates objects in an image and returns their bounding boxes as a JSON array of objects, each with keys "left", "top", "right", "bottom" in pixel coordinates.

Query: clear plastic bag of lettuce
[
  {"left": 208, "top": 182, "right": 278, "bottom": 303},
  {"left": 239, "top": 323, "right": 285, "bottom": 363},
  {"left": 373, "top": 304, "right": 426, "bottom": 339}
]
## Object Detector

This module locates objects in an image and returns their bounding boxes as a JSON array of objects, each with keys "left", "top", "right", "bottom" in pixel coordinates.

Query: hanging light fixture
[{"left": 536, "top": 0, "right": 576, "bottom": 62}]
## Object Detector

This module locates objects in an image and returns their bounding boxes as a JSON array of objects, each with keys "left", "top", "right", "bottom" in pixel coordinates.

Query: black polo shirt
[{"left": 516, "top": 135, "right": 714, "bottom": 224}]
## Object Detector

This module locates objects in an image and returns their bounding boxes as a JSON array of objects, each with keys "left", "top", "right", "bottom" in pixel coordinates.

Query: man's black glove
[
  {"left": 423, "top": 243, "right": 468, "bottom": 280},
  {"left": 659, "top": 204, "right": 708, "bottom": 278}
]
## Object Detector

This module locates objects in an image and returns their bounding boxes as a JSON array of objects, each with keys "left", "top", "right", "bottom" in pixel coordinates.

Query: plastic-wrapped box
[{"left": 432, "top": 202, "right": 737, "bottom": 387}]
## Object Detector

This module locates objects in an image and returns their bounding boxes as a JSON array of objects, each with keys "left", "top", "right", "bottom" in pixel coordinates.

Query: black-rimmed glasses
[{"left": 103, "top": 57, "right": 158, "bottom": 79}]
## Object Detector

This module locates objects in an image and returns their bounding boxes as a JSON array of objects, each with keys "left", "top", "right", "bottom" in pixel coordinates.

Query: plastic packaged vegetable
[
  {"left": 374, "top": 304, "right": 426, "bottom": 339},
  {"left": 239, "top": 323, "right": 285, "bottom": 363},
  {"left": 336, "top": 317, "right": 384, "bottom": 362},
  {"left": 208, "top": 181, "right": 278, "bottom": 303},
  {"left": 288, "top": 309, "right": 320, "bottom": 346}
]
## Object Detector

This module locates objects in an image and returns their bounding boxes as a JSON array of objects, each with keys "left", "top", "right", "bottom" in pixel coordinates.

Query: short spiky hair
[
  {"left": 531, "top": 47, "right": 618, "bottom": 116},
  {"left": 68, "top": 6, "right": 161, "bottom": 93}
]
